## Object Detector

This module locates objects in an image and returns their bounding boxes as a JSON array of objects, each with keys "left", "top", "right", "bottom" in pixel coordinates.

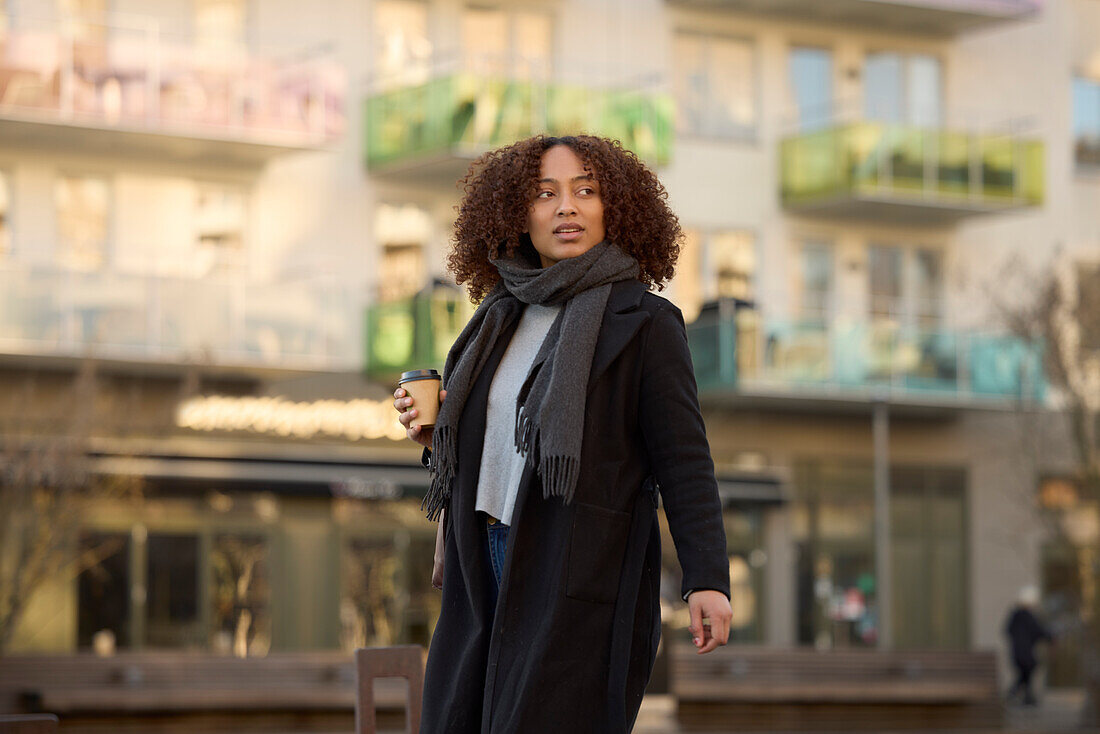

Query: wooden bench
[
  {"left": 0, "top": 649, "right": 422, "bottom": 733},
  {"left": 0, "top": 716, "right": 59, "bottom": 734},
  {"left": 671, "top": 644, "right": 1003, "bottom": 731}
]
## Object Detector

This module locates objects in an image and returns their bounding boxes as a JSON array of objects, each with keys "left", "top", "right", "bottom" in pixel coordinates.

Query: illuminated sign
[{"left": 176, "top": 395, "right": 407, "bottom": 442}]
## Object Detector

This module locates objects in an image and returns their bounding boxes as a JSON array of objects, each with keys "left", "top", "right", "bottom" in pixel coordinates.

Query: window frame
[
  {"left": 672, "top": 28, "right": 760, "bottom": 142},
  {"left": 54, "top": 170, "right": 112, "bottom": 272},
  {"left": 1072, "top": 73, "right": 1100, "bottom": 172}
]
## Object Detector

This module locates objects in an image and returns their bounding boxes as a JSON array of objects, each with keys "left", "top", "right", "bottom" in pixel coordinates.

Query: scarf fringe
[
  {"left": 539, "top": 454, "right": 580, "bottom": 504},
  {"left": 420, "top": 425, "right": 456, "bottom": 522},
  {"left": 514, "top": 405, "right": 536, "bottom": 456}
]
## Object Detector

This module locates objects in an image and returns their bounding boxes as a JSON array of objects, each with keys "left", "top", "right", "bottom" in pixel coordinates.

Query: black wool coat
[{"left": 420, "top": 278, "right": 730, "bottom": 734}]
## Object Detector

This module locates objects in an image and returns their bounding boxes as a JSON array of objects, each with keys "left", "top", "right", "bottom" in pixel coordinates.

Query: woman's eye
[{"left": 536, "top": 190, "right": 554, "bottom": 199}]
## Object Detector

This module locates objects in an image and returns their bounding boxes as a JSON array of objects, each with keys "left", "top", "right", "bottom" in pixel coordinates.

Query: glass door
[
  {"left": 789, "top": 46, "right": 833, "bottom": 131},
  {"left": 864, "top": 52, "right": 942, "bottom": 126}
]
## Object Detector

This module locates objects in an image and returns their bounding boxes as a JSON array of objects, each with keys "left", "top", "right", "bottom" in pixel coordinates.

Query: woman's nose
[{"left": 556, "top": 193, "right": 577, "bottom": 216}]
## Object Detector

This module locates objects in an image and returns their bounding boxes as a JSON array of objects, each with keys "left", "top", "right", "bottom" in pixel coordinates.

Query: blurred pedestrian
[
  {"left": 1005, "top": 585, "right": 1053, "bottom": 706},
  {"left": 394, "top": 134, "right": 732, "bottom": 733}
]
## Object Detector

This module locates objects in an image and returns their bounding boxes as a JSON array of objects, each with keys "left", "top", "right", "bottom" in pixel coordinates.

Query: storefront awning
[
  {"left": 92, "top": 455, "right": 429, "bottom": 499},
  {"left": 716, "top": 476, "right": 787, "bottom": 507}
]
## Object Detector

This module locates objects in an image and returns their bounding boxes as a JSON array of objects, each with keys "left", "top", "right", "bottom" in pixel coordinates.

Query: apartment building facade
[{"left": 2, "top": 0, "right": 1098, "bottom": 688}]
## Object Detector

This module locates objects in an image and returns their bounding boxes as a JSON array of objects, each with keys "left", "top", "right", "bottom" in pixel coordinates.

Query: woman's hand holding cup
[{"left": 393, "top": 386, "right": 446, "bottom": 448}]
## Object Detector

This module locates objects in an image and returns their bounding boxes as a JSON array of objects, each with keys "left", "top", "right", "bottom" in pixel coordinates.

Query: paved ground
[{"left": 633, "top": 689, "right": 1100, "bottom": 734}]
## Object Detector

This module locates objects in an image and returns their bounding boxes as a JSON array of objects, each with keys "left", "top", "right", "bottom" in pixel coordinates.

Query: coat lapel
[{"left": 587, "top": 279, "right": 650, "bottom": 395}]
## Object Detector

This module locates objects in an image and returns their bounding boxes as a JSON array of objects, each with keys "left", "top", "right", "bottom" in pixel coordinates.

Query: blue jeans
[{"left": 486, "top": 521, "right": 510, "bottom": 611}]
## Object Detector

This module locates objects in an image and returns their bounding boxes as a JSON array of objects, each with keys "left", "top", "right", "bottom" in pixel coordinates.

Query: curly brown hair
[{"left": 448, "top": 134, "right": 682, "bottom": 301}]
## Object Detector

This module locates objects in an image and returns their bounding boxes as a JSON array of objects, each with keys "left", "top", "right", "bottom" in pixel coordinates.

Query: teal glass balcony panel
[
  {"left": 780, "top": 122, "right": 1044, "bottom": 222},
  {"left": 364, "top": 290, "right": 476, "bottom": 378},
  {"left": 688, "top": 313, "right": 1047, "bottom": 405},
  {"left": 0, "top": 266, "right": 358, "bottom": 369},
  {"left": 364, "top": 74, "right": 673, "bottom": 172}
]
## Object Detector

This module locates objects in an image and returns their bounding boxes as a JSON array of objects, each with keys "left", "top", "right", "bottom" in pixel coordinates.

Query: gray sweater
[{"left": 474, "top": 303, "right": 561, "bottom": 525}]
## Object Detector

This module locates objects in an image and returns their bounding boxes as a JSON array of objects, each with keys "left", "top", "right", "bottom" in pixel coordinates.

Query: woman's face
[{"left": 525, "top": 145, "right": 606, "bottom": 268}]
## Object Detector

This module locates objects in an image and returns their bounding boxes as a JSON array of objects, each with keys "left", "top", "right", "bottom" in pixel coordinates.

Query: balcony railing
[
  {"left": 666, "top": 0, "right": 1042, "bottom": 36},
  {"left": 0, "top": 13, "right": 346, "bottom": 152},
  {"left": 365, "top": 71, "right": 673, "bottom": 176},
  {"left": 0, "top": 266, "right": 358, "bottom": 370},
  {"left": 364, "top": 288, "right": 476, "bottom": 379},
  {"left": 687, "top": 308, "right": 1047, "bottom": 406},
  {"left": 780, "top": 121, "right": 1044, "bottom": 223}
]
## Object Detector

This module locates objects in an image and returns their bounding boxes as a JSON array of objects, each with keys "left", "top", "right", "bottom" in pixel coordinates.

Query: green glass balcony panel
[
  {"left": 687, "top": 313, "right": 1047, "bottom": 404},
  {"left": 780, "top": 127, "right": 845, "bottom": 202},
  {"left": 364, "top": 290, "right": 476, "bottom": 377},
  {"left": 365, "top": 302, "right": 417, "bottom": 372},
  {"left": 365, "top": 74, "right": 673, "bottom": 170},
  {"left": 781, "top": 122, "right": 1045, "bottom": 212}
]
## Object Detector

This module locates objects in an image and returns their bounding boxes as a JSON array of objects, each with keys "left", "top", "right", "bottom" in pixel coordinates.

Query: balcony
[
  {"left": 687, "top": 307, "right": 1047, "bottom": 412},
  {"left": 0, "top": 13, "right": 346, "bottom": 166},
  {"left": 0, "top": 266, "right": 358, "bottom": 370},
  {"left": 364, "top": 70, "right": 673, "bottom": 182},
  {"left": 780, "top": 121, "right": 1044, "bottom": 224},
  {"left": 665, "top": 0, "right": 1042, "bottom": 36},
  {"left": 364, "top": 286, "right": 476, "bottom": 380}
]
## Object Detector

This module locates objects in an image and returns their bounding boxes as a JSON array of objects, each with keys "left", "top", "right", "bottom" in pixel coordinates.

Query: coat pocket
[{"left": 565, "top": 502, "right": 632, "bottom": 604}]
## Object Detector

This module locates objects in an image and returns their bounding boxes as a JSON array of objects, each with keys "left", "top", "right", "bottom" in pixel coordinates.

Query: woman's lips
[{"left": 554, "top": 228, "right": 584, "bottom": 242}]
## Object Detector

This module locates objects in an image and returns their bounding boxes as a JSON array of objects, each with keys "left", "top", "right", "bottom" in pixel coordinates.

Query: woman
[{"left": 393, "top": 134, "right": 732, "bottom": 733}]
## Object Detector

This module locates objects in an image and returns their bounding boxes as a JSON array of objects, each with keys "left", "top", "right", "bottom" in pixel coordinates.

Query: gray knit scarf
[{"left": 421, "top": 240, "right": 640, "bottom": 521}]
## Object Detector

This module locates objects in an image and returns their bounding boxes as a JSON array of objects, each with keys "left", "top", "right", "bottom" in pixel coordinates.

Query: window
[
  {"left": 461, "top": 6, "right": 551, "bottom": 79},
  {"left": 211, "top": 533, "right": 271, "bottom": 657},
  {"left": 794, "top": 459, "right": 968, "bottom": 650},
  {"left": 379, "top": 244, "right": 425, "bottom": 302},
  {"left": 195, "top": 0, "right": 248, "bottom": 60},
  {"left": 794, "top": 460, "right": 876, "bottom": 649},
  {"left": 725, "top": 510, "right": 766, "bottom": 643},
  {"left": 0, "top": 171, "right": 10, "bottom": 258},
  {"left": 77, "top": 532, "right": 131, "bottom": 649},
  {"left": 890, "top": 466, "right": 968, "bottom": 650},
  {"left": 800, "top": 240, "right": 833, "bottom": 324},
  {"left": 373, "top": 0, "right": 432, "bottom": 88},
  {"left": 195, "top": 183, "right": 246, "bottom": 275},
  {"left": 712, "top": 230, "right": 755, "bottom": 301},
  {"left": 146, "top": 534, "right": 202, "bottom": 647},
  {"left": 375, "top": 204, "right": 430, "bottom": 303},
  {"left": 865, "top": 52, "right": 942, "bottom": 126},
  {"left": 58, "top": 0, "right": 107, "bottom": 44},
  {"left": 671, "top": 229, "right": 703, "bottom": 321},
  {"left": 869, "top": 244, "right": 944, "bottom": 328},
  {"left": 869, "top": 245, "right": 904, "bottom": 322},
  {"left": 335, "top": 499, "right": 441, "bottom": 652},
  {"left": 674, "top": 32, "right": 756, "bottom": 139},
  {"left": 1073, "top": 76, "right": 1100, "bottom": 167},
  {"left": 55, "top": 174, "right": 109, "bottom": 270},
  {"left": 1039, "top": 475, "right": 1096, "bottom": 687},
  {"left": 789, "top": 46, "right": 833, "bottom": 132},
  {"left": 1078, "top": 262, "right": 1100, "bottom": 350},
  {"left": 913, "top": 248, "right": 944, "bottom": 328},
  {"left": 671, "top": 228, "right": 755, "bottom": 322}
]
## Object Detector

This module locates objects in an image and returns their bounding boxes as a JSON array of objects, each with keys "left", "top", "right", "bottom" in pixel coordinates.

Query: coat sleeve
[{"left": 638, "top": 302, "right": 731, "bottom": 601}]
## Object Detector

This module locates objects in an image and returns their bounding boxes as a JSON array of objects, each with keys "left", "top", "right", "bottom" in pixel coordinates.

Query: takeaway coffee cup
[{"left": 398, "top": 369, "right": 442, "bottom": 426}]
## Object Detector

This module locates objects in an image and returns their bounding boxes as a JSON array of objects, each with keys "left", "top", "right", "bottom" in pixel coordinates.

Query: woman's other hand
[
  {"left": 432, "top": 508, "right": 445, "bottom": 590},
  {"left": 687, "top": 590, "right": 733, "bottom": 654},
  {"left": 393, "top": 387, "right": 447, "bottom": 448}
]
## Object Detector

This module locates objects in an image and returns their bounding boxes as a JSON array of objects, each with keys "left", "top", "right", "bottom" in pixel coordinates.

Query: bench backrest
[
  {"left": 0, "top": 652, "right": 355, "bottom": 712},
  {"left": 672, "top": 645, "right": 999, "bottom": 700},
  {"left": 0, "top": 715, "right": 59, "bottom": 734}
]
